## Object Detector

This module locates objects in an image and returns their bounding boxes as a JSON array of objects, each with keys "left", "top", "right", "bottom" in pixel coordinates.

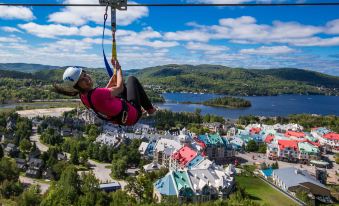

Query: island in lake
[{"left": 181, "top": 96, "right": 251, "bottom": 108}]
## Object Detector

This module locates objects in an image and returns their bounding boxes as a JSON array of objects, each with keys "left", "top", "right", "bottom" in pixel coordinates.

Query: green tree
[
  {"left": 246, "top": 140, "right": 259, "bottom": 152},
  {"left": 14, "top": 118, "right": 32, "bottom": 145},
  {"left": 109, "top": 190, "right": 136, "bottom": 206},
  {"left": 0, "top": 145, "right": 3, "bottom": 159},
  {"left": 40, "top": 166, "right": 80, "bottom": 206},
  {"left": 0, "top": 158, "right": 19, "bottom": 183},
  {"left": 111, "top": 158, "right": 127, "bottom": 179},
  {"left": 70, "top": 147, "right": 79, "bottom": 165},
  {"left": 0, "top": 179, "right": 23, "bottom": 198},
  {"left": 17, "top": 185, "right": 42, "bottom": 206},
  {"left": 19, "top": 139, "right": 32, "bottom": 153},
  {"left": 258, "top": 144, "right": 267, "bottom": 154},
  {"left": 271, "top": 161, "right": 279, "bottom": 169},
  {"left": 77, "top": 171, "right": 102, "bottom": 206}
]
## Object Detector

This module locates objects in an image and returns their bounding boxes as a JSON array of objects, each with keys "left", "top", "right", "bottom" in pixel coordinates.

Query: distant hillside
[
  {"left": 0, "top": 63, "right": 60, "bottom": 73},
  {"left": 134, "top": 64, "right": 339, "bottom": 96},
  {"left": 1, "top": 63, "right": 338, "bottom": 96}
]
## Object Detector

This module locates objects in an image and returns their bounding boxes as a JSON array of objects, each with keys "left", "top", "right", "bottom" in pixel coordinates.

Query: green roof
[
  {"left": 306, "top": 135, "right": 318, "bottom": 142},
  {"left": 208, "top": 133, "right": 224, "bottom": 145},
  {"left": 172, "top": 171, "right": 194, "bottom": 197},
  {"left": 239, "top": 134, "right": 252, "bottom": 142},
  {"left": 298, "top": 142, "right": 319, "bottom": 154}
]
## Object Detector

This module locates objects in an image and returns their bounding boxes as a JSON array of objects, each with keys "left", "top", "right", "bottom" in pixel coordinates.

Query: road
[
  {"left": 19, "top": 176, "right": 50, "bottom": 194},
  {"left": 87, "top": 160, "right": 127, "bottom": 189},
  {"left": 236, "top": 152, "right": 338, "bottom": 184},
  {"left": 28, "top": 127, "right": 127, "bottom": 190},
  {"left": 30, "top": 127, "right": 48, "bottom": 152}
]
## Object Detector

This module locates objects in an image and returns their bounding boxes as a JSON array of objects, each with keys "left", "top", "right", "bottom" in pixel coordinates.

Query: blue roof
[
  {"left": 261, "top": 168, "right": 273, "bottom": 177},
  {"left": 198, "top": 134, "right": 209, "bottom": 145},
  {"left": 154, "top": 173, "right": 177, "bottom": 196},
  {"left": 186, "top": 155, "right": 204, "bottom": 169},
  {"left": 145, "top": 140, "right": 157, "bottom": 156},
  {"left": 252, "top": 134, "right": 264, "bottom": 142}
]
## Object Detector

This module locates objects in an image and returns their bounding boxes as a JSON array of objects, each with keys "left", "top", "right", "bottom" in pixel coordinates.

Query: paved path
[
  {"left": 19, "top": 176, "right": 50, "bottom": 194},
  {"left": 30, "top": 127, "right": 48, "bottom": 152},
  {"left": 87, "top": 160, "right": 127, "bottom": 188}
]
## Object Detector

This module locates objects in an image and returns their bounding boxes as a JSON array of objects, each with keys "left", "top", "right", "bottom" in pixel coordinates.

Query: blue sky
[{"left": 0, "top": 0, "right": 339, "bottom": 75}]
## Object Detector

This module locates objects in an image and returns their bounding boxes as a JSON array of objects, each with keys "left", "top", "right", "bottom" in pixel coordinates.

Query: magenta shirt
[{"left": 80, "top": 88, "right": 139, "bottom": 126}]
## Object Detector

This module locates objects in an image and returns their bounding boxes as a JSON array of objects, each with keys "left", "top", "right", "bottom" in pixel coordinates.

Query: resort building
[
  {"left": 154, "top": 166, "right": 235, "bottom": 203},
  {"left": 154, "top": 138, "right": 182, "bottom": 167},
  {"left": 170, "top": 146, "right": 198, "bottom": 170},
  {"left": 277, "top": 140, "right": 298, "bottom": 162},
  {"left": 196, "top": 133, "right": 235, "bottom": 164},
  {"left": 272, "top": 167, "right": 332, "bottom": 204},
  {"left": 297, "top": 142, "right": 320, "bottom": 163}
]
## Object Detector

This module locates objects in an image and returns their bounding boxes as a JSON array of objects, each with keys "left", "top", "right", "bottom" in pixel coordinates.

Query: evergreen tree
[
  {"left": 0, "top": 145, "right": 3, "bottom": 159},
  {"left": 19, "top": 139, "right": 32, "bottom": 153},
  {"left": 111, "top": 158, "right": 127, "bottom": 179},
  {"left": 17, "top": 185, "right": 42, "bottom": 206},
  {"left": 246, "top": 140, "right": 259, "bottom": 152},
  {"left": 70, "top": 147, "right": 79, "bottom": 165}
]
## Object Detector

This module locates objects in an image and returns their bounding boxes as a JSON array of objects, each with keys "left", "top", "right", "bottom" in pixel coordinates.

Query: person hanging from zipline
[{"left": 52, "top": 61, "right": 156, "bottom": 126}]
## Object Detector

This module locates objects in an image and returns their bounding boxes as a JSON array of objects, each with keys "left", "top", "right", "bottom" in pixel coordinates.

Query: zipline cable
[{"left": 1, "top": 2, "right": 339, "bottom": 7}]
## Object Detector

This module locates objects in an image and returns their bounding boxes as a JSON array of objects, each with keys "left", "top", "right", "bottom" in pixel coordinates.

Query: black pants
[{"left": 120, "top": 76, "right": 153, "bottom": 113}]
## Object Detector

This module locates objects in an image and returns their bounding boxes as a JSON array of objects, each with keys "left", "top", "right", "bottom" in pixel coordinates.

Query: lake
[{"left": 158, "top": 93, "right": 339, "bottom": 120}]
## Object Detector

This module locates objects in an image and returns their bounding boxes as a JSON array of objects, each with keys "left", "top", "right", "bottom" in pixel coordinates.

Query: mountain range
[{"left": 0, "top": 63, "right": 338, "bottom": 96}]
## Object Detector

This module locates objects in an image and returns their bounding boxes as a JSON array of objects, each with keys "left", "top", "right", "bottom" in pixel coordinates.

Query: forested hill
[
  {"left": 1, "top": 63, "right": 339, "bottom": 96},
  {"left": 134, "top": 64, "right": 339, "bottom": 96},
  {"left": 0, "top": 63, "right": 60, "bottom": 73}
]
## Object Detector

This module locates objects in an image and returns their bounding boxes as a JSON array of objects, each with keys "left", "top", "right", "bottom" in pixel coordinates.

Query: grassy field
[
  {"left": 236, "top": 176, "right": 297, "bottom": 206},
  {"left": 0, "top": 101, "right": 79, "bottom": 113}
]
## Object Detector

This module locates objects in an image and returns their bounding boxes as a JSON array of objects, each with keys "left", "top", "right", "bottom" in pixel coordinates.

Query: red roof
[
  {"left": 278, "top": 140, "right": 298, "bottom": 151},
  {"left": 307, "top": 140, "right": 321, "bottom": 147},
  {"left": 323, "top": 133, "right": 339, "bottom": 141},
  {"left": 284, "top": 131, "right": 305, "bottom": 138},
  {"left": 193, "top": 137, "right": 206, "bottom": 148},
  {"left": 172, "top": 146, "right": 197, "bottom": 167},
  {"left": 264, "top": 135, "right": 275, "bottom": 143},
  {"left": 250, "top": 127, "right": 261, "bottom": 134}
]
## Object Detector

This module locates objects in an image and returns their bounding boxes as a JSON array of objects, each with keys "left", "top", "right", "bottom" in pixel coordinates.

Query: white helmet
[{"left": 63, "top": 67, "right": 82, "bottom": 88}]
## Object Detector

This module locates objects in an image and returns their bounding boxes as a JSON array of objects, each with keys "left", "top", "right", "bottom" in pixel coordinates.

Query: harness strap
[
  {"left": 102, "top": 5, "right": 114, "bottom": 78},
  {"left": 81, "top": 89, "right": 129, "bottom": 125}
]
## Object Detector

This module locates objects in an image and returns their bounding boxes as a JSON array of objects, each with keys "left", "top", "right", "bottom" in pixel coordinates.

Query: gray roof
[
  {"left": 187, "top": 169, "right": 223, "bottom": 191},
  {"left": 164, "top": 147, "right": 176, "bottom": 156},
  {"left": 272, "top": 167, "right": 326, "bottom": 189},
  {"left": 99, "top": 182, "right": 121, "bottom": 189}
]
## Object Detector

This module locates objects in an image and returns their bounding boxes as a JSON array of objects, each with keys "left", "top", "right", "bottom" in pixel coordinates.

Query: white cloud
[
  {"left": 40, "top": 39, "right": 93, "bottom": 53},
  {"left": 113, "top": 27, "right": 179, "bottom": 48},
  {"left": 186, "top": 42, "right": 229, "bottom": 54},
  {"left": 0, "top": 5, "right": 35, "bottom": 20},
  {"left": 164, "top": 16, "right": 339, "bottom": 47},
  {"left": 1, "top": 26, "right": 22, "bottom": 33},
  {"left": 0, "top": 36, "right": 24, "bottom": 43},
  {"left": 280, "top": 37, "right": 339, "bottom": 47},
  {"left": 18, "top": 23, "right": 104, "bottom": 38},
  {"left": 240, "top": 46, "right": 296, "bottom": 55},
  {"left": 164, "top": 30, "right": 212, "bottom": 42},
  {"left": 325, "top": 19, "right": 339, "bottom": 34},
  {"left": 48, "top": 0, "right": 148, "bottom": 26}
]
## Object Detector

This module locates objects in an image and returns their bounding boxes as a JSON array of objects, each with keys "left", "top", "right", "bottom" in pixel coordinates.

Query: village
[{"left": 0, "top": 107, "right": 338, "bottom": 205}]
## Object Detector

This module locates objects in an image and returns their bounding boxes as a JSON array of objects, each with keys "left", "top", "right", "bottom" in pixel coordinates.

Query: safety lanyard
[{"left": 102, "top": 4, "right": 117, "bottom": 78}]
